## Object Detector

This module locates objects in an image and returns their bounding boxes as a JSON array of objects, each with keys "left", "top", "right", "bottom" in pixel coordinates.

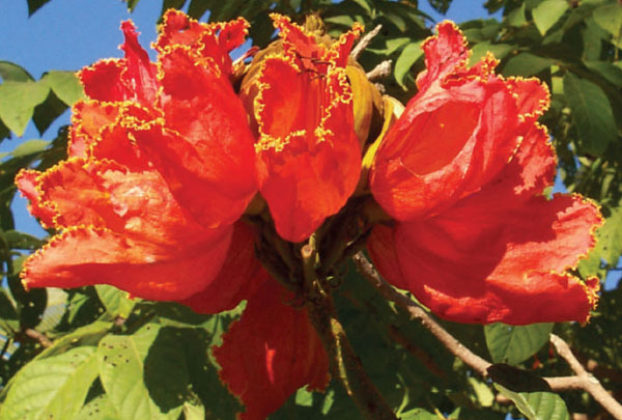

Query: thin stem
[
  {"left": 352, "top": 252, "right": 622, "bottom": 420},
  {"left": 302, "top": 241, "right": 397, "bottom": 420}
]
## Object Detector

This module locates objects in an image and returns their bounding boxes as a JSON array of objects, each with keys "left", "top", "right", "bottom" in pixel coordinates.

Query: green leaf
[
  {"left": 507, "top": 3, "right": 527, "bottom": 27},
  {"left": 40, "top": 71, "right": 84, "bottom": 106},
  {"left": 502, "top": 53, "right": 553, "bottom": 77},
  {"left": 0, "top": 81, "right": 50, "bottom": 136},
  {"left": 95, "top": 285, "right": 136, "bottom": 319},
  {"left": 74, "top": 394, "right": 119, "bottom": 420},
  {"left": 394, "top": 41, "right": 423, "bottom": 90},
  {"left": 98, "top": 325, "right": 187, "bottom": 420},
  {"left": 0, "top": 61, "right": 33, "bottom": 82},
  {"left": 40, "top": 70, "right": 84, "bottom": 106},
  {"left": 37, "top": 321, "right": 112, "bottom": 359},
  {"left": 581, "top": 207, "right": 622, "bottom": 274},
  {"left": 485, "top": 323, "right": 553, "bottom": 365},
  {"left": 467, "top": 377, "right": 494, "bottom": 407},
  {"left": 0, "top": 346, "right": 99, "bottom": 420},
  {"left": 0, "top": 289, "right": 19, "bottom": 334},
  {"left": 593, "top": 3, "right": 622, "bottom": 37},
  {"left": 8, "top": 139, "right": 50, "bottom": 158},
  {"left": 495, "top": 385, "right": 570, "bottom": 420},
  {"left": 532, "top": 0, "right": 569, "bottom": 35},
  {"left": 564, "top": 72, "right": 617, "bottom": 156},
  {"left": 400, "top": 408, "right": 438, "bottom": 420},
  {"left": 2, "top": 230, "right": 46, "bottom": 250},
  {"left": 585, "top": 60, "right": 622, "bottom": 86},
  {"left": 182, "top": 400, "right": 205, "bottom": 420}
]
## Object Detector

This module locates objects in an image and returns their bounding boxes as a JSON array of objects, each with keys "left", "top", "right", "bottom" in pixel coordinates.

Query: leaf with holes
[
  {"left": 485, "top": 323, "right": 553, "bottom": 365},
  {"left": 0, "top": 346, "right": 99, "bottom": 420},
  {"left": 97, "top": 324, "right": 190, "bottom": 420}
]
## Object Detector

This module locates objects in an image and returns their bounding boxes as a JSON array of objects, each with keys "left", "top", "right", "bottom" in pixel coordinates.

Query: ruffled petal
[
  {"left": 79, "top": 21, "right": 157, "bottom": 105},
  {"left": 253, "top": 57, "right": 360, "bottom": 241},
  {"left": 370, "top": 77, "right": 519, "bottom": 220},
  {"left": 214, "top": 279, "right": 330, "bottom": 420},
  {"left": 21, "top": 224, "right": 232, "bottom": 301},
  {"left": 68, "top": 101, "right": 120, "bottom": 158},
  {"left": 15, "top": 169, "right": 56, "bottom": 228},
  {"left": 179, "top": 222, "right": 265, "bottom": 314},
  {"left": 155, "top": 9, "right": 248, "bottom": 77},
  {"left": 369, "top": 192, "right": 602, "bottom": 325},
  {"left": 416, "top": 21, "right": 469, "bottom": 92},
  {"left": 271, "top": 14, "right": 362, "bottom": 70},
  {"left": 119, "top": 20, "right": 159, "bottom": 105},
  {"left": 505, "top": 77, "right": 550, "bottom": 122}
]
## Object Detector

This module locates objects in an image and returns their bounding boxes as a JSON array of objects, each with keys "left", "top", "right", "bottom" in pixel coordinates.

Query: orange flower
[
  {"left": 17, "top": 10, "right": 257, "bottom": 302},
  {"left": 16, "top": 12, "right": 329, "bottom": 418},
  {"left": 368, "top": 22, "right": 602, "bottom": 325},
  {"left": 241, "top": 15, "right": 363, "bottom": 242}
]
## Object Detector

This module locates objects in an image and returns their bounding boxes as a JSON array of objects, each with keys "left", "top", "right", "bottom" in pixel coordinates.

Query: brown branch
[
  {"left": 303, "top": 243, "right": 397, "bottom": 420},
  {"left": 351, "top": 24, "right": 383, "bottom": 60},
  {"left": 551, "top": 334, "right": 622, "bottom": 419},
  {"left": 23, "top": 328, "right": 52, "bottom": 348},
  {"left": 352, "top": 252, "right": 622, "bottom": 420},
  {"left": 366, "top": 60, "right": 392, "bottom": 81}
]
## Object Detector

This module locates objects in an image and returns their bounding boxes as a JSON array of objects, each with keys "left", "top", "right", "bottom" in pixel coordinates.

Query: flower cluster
[{"left": 16, "top": 10, "right": 601, "bottom": 419}]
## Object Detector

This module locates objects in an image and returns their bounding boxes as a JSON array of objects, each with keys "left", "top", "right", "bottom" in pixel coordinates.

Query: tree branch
[
  {"left": 352, "top": 252, "right": 622, "bottom": 420},
  {"left": 551, "top": 334, "right": 622, "bottom": 419},
  {"left": 23, "top": 328, "right": 52, "bottom": 348},
  {"left": 351, "top": 24, "right": 383, "bottom": 61},
  {"left": 303, "top": 243, "right": 397, "bottom": 420}
]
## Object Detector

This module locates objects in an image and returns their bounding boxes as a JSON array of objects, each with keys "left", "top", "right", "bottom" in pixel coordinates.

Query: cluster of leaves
[{"left": 1, "top": 0, "right": 621, "bottom": 419}]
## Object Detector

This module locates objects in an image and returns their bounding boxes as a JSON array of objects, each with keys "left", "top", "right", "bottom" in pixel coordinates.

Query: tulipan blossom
[{"left": 16, "top": 10, "right": 602, "bottom": 420}]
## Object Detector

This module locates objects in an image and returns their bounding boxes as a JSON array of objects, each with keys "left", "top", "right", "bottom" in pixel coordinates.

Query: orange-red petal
[
  {"left": 214, "top": 278, "right": 330, "bottom": 419},
  {"left": 370, "top": 77, "right": 519, "bottom": 220},
  {"left": 79, "top": 21, "right": 157, "bottom": 105},
  {"left": 369, "top": 191, "right": 602, "bottom": 325},
  {"left": 22, "top": 224, "right": 232, "bottom": 301},
  {"left": 155, "top": 9, "right": 248, "bottom": 77},
  {"left": 179, "top": 222, "right": 265, "bottom": 314},
  {"left": 254, "top": 57, "right": 360, "bottom": 241}
]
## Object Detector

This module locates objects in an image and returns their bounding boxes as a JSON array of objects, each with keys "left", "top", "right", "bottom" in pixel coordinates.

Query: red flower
[
  {"left": 16, "top": 11, "right": 329, "bottom": 418},
  {"left": 241, "top": 15, "right": 363, "bottom": 242},
  {"left": 16, "top": 10, "right": 257, "bottom": 302},
  {"left": 368, "top": 22, "right": 602, "bottom": 325}
]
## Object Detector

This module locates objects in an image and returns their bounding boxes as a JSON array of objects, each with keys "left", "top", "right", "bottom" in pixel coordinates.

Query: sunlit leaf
[
  {"left": 394, "top": 41, "right": 423, "bottom": 89},
  {"left": 0, "top": 81, "right": 50, "bottom": 136},
  {"left": 502, "top": 53, "right": 552, "bottom": 77},
  {"left": 532, "top": 0, "right": 569, "bottom": 35},
  {"left": 40, "top": 71, "right": 85, "bottom": 106},
  {"left": 0, "top": 346, "right": 99, "bottom": 420},
  {"left": 495, "top": 385, "right": 570, "bottom": 420},
  {"left": 485, "top": 323, "right": 553, "bottom": 365},
  {"left": 592, "top": 3, "right": 622, "bottom": 37},
  {"left": 97, "top": 324, "right": 187, "bottom": 420}
]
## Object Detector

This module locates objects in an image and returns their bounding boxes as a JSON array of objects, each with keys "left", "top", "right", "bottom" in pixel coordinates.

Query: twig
[
  {"left": 23, "top": 328, "right": 52, "bottom": 348},
  {"left": 366, "top": 60, "right": 392, "bottom": 80},
  {"left": 303, "top": 243, "right": 397, "bottom": 420},
  {"left": 352, "top": 252, "right": 622, "bottom": 419},
  {"left": 551, "top": 334, "right": 622, "bottom": 419},
  {"left": 351, "top": 24, "right": 383, "bottom": 60}
]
